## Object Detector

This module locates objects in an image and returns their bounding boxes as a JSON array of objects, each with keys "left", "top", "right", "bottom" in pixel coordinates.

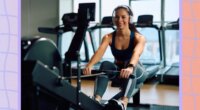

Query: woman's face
[{"left": 114, "top": 8, "right": 130, "bottom": 30}]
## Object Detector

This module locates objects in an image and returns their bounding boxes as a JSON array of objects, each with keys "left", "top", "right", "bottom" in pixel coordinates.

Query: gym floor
[{"left": 71, "top": 78, "right": 179, "bottom": 107}]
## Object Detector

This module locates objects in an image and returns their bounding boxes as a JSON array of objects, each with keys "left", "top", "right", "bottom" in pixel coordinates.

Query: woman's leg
[
  {"left": 120, "top": 62, "right": 147, "bottom": 107},
  {"left": 121, "top": 61, "right": 148, "bottom": 97},
  {"left": 93, "top": 75, "right": 109, "bottom": 102},
  {"left": 135, "top": 61, "right": 148, "bottom": 84},
  {"left": 93, "top": 61, "right": 118, "bottom": 102},
  {"left": 119, "top": 74, "right": 137, "bottom": 107}
]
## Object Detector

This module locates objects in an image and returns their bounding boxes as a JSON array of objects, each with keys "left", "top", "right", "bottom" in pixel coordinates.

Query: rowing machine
[{"left": 60, "top": 69, "right": 135, "bottom": 79}]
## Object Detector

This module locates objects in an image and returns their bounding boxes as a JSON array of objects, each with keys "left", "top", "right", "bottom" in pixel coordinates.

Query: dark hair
[
  {"left": 112, "top": 5, "right": 134, "bottom": 17},
  {"left": 129, "top": 23, "right": 139, "bottom": 33}
]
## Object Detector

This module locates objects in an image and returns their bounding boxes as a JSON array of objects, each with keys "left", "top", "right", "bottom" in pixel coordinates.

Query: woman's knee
[
  {"left": 100, "top": 61, "right": 117, "bottom": 70},
  {"left": 96, "top": 74, "right": 109, "bottom": 80},
  {"left": 136, "top": 71, "right": 148, "bottom": 84}
]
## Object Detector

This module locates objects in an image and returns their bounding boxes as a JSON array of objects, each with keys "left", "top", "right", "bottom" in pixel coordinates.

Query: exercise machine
[
  {"left": 38, "top": 11, "right": 91, "bottom": 60},
  {"left": 69, "top": 16, "right": 116, "bottom": 77},
  {"left": 22, "top": 60, "right": 104, "bottom": 110},
  {"left": 87, "top": 16, "right": 115, "bottom": 53},
  {"left": 22, "top": 3, "right": 172, "bottom": 110},
  {"left": 38, "top": 12, "right": 77, "bottom": 51},
  {"left": 22, "top": 3, "right": 104, "bottom": 110},
  {"left": 135, "top": 15, "right": 162, "bottom": 80},
  {"left": 157, "top": 19, "right": 179, "bottom": 85}
]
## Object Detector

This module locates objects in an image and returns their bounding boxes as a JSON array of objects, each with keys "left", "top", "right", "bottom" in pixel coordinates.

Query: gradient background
[
  {"left": 182, "top": 0, "right": 200, "bottom": 110},
  {"left": 0, "top": 0, "right": 199, "bottom": 110},
  {"left": 0, "top": 0, "right": 20, "bottom": 110}
]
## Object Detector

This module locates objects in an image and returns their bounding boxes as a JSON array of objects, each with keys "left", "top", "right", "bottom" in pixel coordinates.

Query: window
[
  {"left": 138, "top": 27, "right": 161, "bottom": 64},
  {"left": 164, "top": 0, "right": 179, "bottom": 66},
  {"left": 130, "top": 0, "right": 161, "bottom": 25},
  {"left": 165, "top": 0, "right": 179, "bottom": 22},
  {"left": 101, "top": 0, "right": 129, "bottom": 18},
  {"left": 165, "top": 30, "right": 179, "bottom": 65}
]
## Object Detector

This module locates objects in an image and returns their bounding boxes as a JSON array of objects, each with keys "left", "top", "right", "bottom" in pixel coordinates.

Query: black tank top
[{"left": 110, "top": 31, "right": 135, "bottom": 62}]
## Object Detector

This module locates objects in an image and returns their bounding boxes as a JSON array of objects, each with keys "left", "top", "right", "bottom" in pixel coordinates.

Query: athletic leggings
[{"left": 94, "top": 61, "right": 147, "bottom": 99}]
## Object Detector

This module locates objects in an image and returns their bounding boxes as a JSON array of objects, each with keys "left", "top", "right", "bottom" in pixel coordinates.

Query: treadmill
[
  {"left": 87, "top": 16, "right": 116, "bottom": 53},
  {"left": 38, "top": 12, "right": 91, "bottom": 61},
  {"left": 68, "top": 16, "right": 116, "bottom": 78},
  {"left": 69, "top": 16, "right": 116, "bottom": 69},
  {"left": 135, "top": 15, "right": 161, "bottom": 80},
  {"left": 157, "top": 19, "right": 179, "bottom": 85}
]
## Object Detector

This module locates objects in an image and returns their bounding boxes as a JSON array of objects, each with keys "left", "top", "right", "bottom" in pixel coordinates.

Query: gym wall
[{"left": 21, "top": 0, "right": 59, "bottom": 42}]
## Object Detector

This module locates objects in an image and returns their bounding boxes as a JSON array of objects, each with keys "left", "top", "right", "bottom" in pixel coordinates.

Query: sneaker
[
  {"left": 92, "top": 96, "right": 101, "bottom": 104},
  {"left": 118, "top": 100, "right": 127, "bottom": 110},
  {"left": 103, "top": 99, "right": 125, "bottom": 110}
]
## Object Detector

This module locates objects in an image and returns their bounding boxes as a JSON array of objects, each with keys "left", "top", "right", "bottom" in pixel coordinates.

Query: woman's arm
[
  {"left": 120, "top": 33, "right": 146, "bottom": 78},
  {"left": 83, "top": 34, "right": 111, "bottom": 75},
  {"left": 129, "top": 32, "right": 146, "bottom": 66}
]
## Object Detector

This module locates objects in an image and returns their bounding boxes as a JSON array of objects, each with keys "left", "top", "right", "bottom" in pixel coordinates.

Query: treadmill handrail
[
  {"left": 136, "top": 25, "right": 162, "bottom": 65},
  {"left": 88, "top": 24, "right": 116, "bottom": 31},
  {"left": 135, "top": 24, "right": 159, "bottom": 30}
]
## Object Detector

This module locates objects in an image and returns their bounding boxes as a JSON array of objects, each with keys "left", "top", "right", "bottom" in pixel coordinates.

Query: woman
[{"left": 83, "top": 5, "right": 147, "bottom": 110}]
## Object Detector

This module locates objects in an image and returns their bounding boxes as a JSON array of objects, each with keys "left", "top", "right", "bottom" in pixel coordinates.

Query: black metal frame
[
  {"left": 22, "top": 3, "right": 103, "bottom": 110},
  {"left": 22, "top": 60, "right": 104, "bottom": 110}
]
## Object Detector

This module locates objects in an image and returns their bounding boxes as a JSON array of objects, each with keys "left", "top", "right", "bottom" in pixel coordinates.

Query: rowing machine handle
[{"left": 91, "top": 70, "right": 135, "bottom": 79}]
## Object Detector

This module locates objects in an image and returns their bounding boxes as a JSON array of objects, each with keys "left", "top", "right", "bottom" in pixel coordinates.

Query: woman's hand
[
  {"left": 83, "top": 66, "right": 92, "bottom": 75},
  {"left": 120, "top": 67, "right": 134, "bottom": 79}
]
